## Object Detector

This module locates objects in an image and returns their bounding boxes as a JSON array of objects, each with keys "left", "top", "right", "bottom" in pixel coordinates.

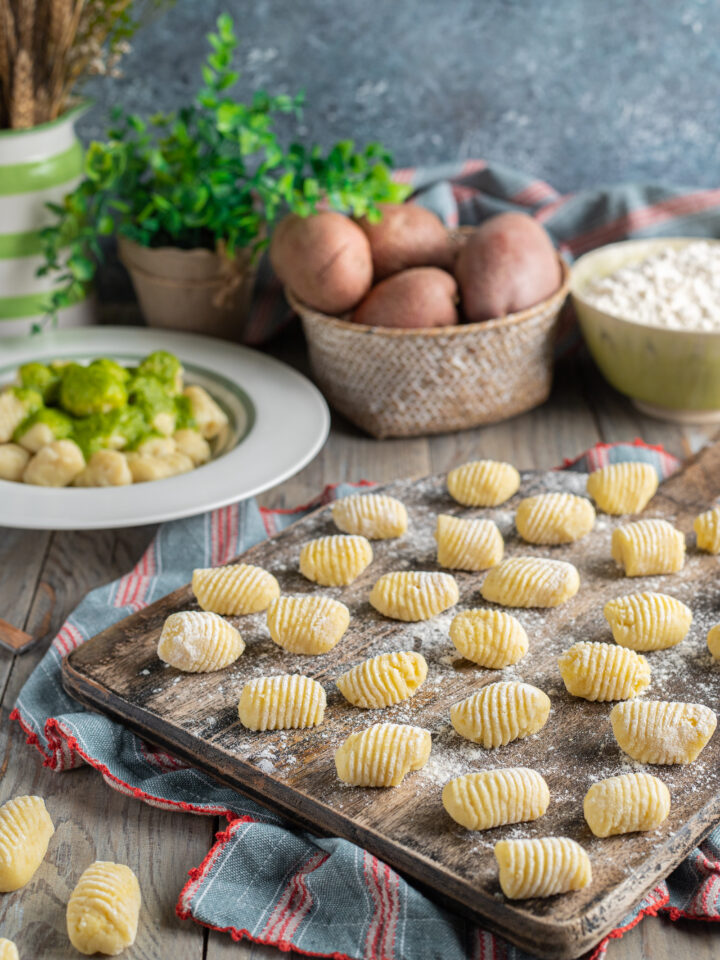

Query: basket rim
[{"left": 287, "top": 251, "right": 570, "bottom": 338}]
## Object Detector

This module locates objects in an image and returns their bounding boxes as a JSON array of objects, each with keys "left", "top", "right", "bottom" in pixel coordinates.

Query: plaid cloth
[
  {"left": 11, "top": 441, "right": 720, "bottom": 960},
  {"left": 246, "top": 159, "right": 720, "bottom": 345}
]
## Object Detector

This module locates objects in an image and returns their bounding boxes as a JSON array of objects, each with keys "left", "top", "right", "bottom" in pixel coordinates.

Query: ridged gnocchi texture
[
  {"left": 173, "top": 429, "right": 211, "bottom": 465},
  {"left": 157, "top": 611, "right": 244, "bottom": 672},
  {"left": 611, "top": 519, "right": 685, "bottom": 577},
  {"left": 603, "top": 592, "right": 692, "bottom": 651},
  {"left": 0, "top": 443, "right": 30, "bottom": 481},
  {"left": 0, "top": 391, "right": 30, "bottom": 443},
  {"left": 238, "top": 674, "right": 326, "bottom": 730},
  {"left": 0, "top": 795, "right": 54, "bottom": 892},
  {"left": 336, "top": 651, "right": 428, "bottom": 708},
  {"left": 515, "top": 492, "right": 595, "bottom": 545},
  {"left": 611, "top": 700, "right": 717, "bottom": 764},
  {"left": 449, "top": 609, "right": 528, "bottom": 668},
  {"left": 334, "top": 723, "right": 431, "bottom": 787},
  {"left": 331, "top": 493, "right": 408, "bottom": 539},
  {"left": 586, "top": 461, "right": 659, "bottom": 515},
  {"left": 558, "top": 641, "right": 651, "bottom": 702},
  {"left": 0, "top": 938, "right": 18, "bottom": 960},
  {"left": 66, "top": 860, "right": 141, "bottom": 957},
  {"left": 707, "top": 624, "right": 720, "bottom": 659},
  {"left": 369, "top": 571, "right": 459, "bottom": 621},
  {"left": 192, "top": 563, "right": 280, "bottom": 615},
  {"left": 299, "top": 535, "right": 373, "bottom": 586},
  {"left": 126, "top": 451, "right": 193, "bottom": 483},
  {"left": 450, "top": 681, "right": 551, "bottom": 748},
  {"left": 442, "top": 768, "right": 550, "bottom": 831},
  {"left": 494, "top": 837, "right": 591, "bottom": 900},
  {"left": 694, "top": 506, "right": 720, "bottom": 554},
  {"left": 583, "top": 772, "right": 671, "bottom": 837},
  {"left": 481, "top": 556, "right": 580, "bottom": 608},
  {"left": 447, "top": 459, "right": 520, "bottom": 507},
  {"left": 267, "top": 595, "right": 350, "bottom": 655},
  {"left": 435, "top": 514, "right": 504, "bottom": 571},
  {"left": 23, "top": 439, "right": 85, "bottom": 487}
]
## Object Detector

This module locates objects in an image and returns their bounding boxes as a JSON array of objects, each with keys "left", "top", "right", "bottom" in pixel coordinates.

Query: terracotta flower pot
[{"left": 118, "top": 236, "right": 258, "bottom": 341}]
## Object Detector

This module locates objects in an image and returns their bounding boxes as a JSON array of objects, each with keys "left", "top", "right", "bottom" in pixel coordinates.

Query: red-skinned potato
[
  {"left": 270, "top": 212, "right": 373, "bottom": 314},
  {"left": 352, "top": 267, "right": 459, "bottom": 329},
  {"left": 357, "top": 203, "right": 454, "bottom": 279},
  {"left": 455, "top": 212, "right": 561, "bottom": 322}
]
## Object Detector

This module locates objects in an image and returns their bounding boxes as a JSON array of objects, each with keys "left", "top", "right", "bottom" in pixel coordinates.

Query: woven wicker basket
[{"left": 290, "top": 240, "right": 570, "bottom": 438}]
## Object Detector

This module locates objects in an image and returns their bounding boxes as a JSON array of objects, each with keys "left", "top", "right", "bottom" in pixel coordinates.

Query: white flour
[{"left": 583, "top": 241, "right": 720, "bottom": 331}]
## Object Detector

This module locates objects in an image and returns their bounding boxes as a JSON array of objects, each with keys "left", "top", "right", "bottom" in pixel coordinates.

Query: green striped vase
[{"left": 0, "top": 105, "right": 94, "bottom": 338}]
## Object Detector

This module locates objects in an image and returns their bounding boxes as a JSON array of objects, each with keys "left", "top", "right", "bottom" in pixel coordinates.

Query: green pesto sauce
[{"left": 8, "top": 351, "right": 195, "bottom": 458}]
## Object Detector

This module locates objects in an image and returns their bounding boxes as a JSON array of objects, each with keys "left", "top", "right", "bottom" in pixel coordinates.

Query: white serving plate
[{"left": 0, "top": 327, "right": 330, "bottom": 530}]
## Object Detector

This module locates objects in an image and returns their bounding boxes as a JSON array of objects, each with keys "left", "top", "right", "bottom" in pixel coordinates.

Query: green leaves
[{"left": 39, "top": 12, "right": 408, "bottom": 325}]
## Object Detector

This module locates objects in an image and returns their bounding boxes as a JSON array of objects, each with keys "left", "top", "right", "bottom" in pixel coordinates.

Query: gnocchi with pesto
[{"left": 0, "top": 351, "right": 228, "bottom": 488}]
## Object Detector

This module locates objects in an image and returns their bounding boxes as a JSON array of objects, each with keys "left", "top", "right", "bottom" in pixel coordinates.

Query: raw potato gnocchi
[
  {"left": 334, "top": 722, "right": 431, "bottom": 787},
  {"left": 449, "top": 609, "right": 528, "bottom": 668},
  {"left": 586, "top": 461, "right": 658, "bottom": 515},
  {"left": 267, "top": 595, "right": 350, "bottom": 654},
  {"left": 694, "top": 505, "right": 720, "bottom": 554},
  {"left": 157, "top": 611, "right": 244, "bottom": 672},
  {"left": 558, "top": 641, "right": 650, "bottom": 702},
  {"left": 0, "top": 443, "right": 30, "bottom": 481},
  {"left": 369, "top": 570, "right": 459, "bottom": 621},
  {"left": 442, "top": 768, "right": 550, "bottom": 831},
  {"left": 66, "top": 860, "right": 141, "bottom": 956},
  {"left": 611, "top": 699, "right": 717, "bottom": 764},
  {"left": 515, "top": 492, "right": 595, "bottom": 545},
  {"left": 192, "top": 562, "right": 280, "bottom": 615},
  {"left": 707, "top": 624, "right": 720, "bottom": 659},
  {"left": 603, "top": 592, "right": 692, "bottom": 651},
  {"left": 299, "top": 535, "right": 373, "bottom": 586},
  {"left": 481, "top": 556, "right": 580, "bottom": 608},
  {"left": 583, "top": 772, "right": 671, "bottom": 837},
  {"left": 0, "top": 795, "right": 54, "bottom": 892},
  {"left": 23, "top": 439, "right": 85, "bottom": 487},
  {"left": 494, "top": 837, "right": 591, "bottom": 900},
  {"left": 331, "top": 493, "right": 408, "bottom": 539},
  {"left": 238, "top": 674, "right": 326, "bottom": 730},
  {"left": 611, "top": 519, "right": 685, "bottom": 576},
  {"left": 0, "top": 939, "right": 18, "bottom": 960},
  {"left": 435, "top": 514, "right": 504, "bottom": 571},
  {"left": 450, "top": 680, "right": 551, "bottom": 747},
  {"left": 336, "top": 651, "right": 428, "bottom": 708},
  {"left": 446, "top": 458, "right": 520, "bottom": 507},
  {"left": 73, "top": 450, "right": 132, "bottom": 487}
]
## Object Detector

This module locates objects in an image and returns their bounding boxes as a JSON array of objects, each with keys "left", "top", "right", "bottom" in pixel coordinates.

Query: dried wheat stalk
[{"left": 0, "top": 0, "right": 138, "bottom": 130}]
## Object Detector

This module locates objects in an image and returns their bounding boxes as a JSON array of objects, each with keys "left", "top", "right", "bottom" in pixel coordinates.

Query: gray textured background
[{"left": 79, "top": 0, "right": 720, "bottom": 192}]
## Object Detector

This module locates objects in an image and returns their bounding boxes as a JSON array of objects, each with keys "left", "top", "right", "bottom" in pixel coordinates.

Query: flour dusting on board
[{"left": 77, "top": 462, "right": 720, "bottom": 937}]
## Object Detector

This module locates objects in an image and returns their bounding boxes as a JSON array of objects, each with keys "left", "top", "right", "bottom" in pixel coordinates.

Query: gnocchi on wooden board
[{"left": 143, "top": 455, "right": 720, "bottom": 906}]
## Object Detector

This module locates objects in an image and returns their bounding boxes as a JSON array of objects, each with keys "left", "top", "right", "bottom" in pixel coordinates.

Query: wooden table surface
[{"left": 1, "top": 337, "right": 719, "bottom": 960}]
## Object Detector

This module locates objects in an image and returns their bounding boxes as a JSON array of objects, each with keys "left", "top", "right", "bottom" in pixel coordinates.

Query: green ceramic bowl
[{"left": 571, "top": 237, "right": 720, "bottom": 423}]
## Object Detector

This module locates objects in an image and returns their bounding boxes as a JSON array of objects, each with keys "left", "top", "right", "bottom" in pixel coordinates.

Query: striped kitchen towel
[
  {"left": 11, "top": 442, "right": 720, "bottom": 960},
  {"left": 246, "top": 161, "right": 720, "bottom": 344}
]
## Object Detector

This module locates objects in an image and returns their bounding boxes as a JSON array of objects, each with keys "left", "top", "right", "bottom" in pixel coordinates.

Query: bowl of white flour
[{"left": 571, "top": 237, "right": 720, "bottom": 422}]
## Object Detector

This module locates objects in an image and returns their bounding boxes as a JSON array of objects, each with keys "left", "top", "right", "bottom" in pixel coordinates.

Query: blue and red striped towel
[
  {"left": 12, "top": 441, "right": 720, "bottom": 959},
  {"left": 245, "top": 159, "right": 720, "bottom": 345}
]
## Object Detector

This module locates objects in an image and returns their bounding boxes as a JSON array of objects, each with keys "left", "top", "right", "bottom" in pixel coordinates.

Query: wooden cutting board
[{"left": 63, "top": 441, "right": 720, "bottom": 960}]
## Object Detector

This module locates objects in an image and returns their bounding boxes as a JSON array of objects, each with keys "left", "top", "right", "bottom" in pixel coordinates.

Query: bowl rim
[
  {"left": 571, "top": 236, "right": 720, "bottom": 338},
  {"left": 287, "top": 254, "right": 570, "bottom": 337}
]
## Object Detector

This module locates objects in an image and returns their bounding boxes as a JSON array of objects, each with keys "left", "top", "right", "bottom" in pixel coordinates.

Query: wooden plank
[
  {"left": 62, "top": 443, "right": 720, "bottom": 960},
  {"left": 0, "top": 709, "right": 208, "bottom": 959},
  {"left": 1, "top": 526, "right": 210, "bottom": 960},
  {"left": 428, "top": 356, "right": 601, "bottom": 474}
]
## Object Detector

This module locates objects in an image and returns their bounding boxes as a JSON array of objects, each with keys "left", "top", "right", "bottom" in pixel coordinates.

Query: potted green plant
[
  {"left": 0, "top": 0, "right": 171, "bottom": 337},
  {"left": 39, "top": 14, "right": 409, "bottom": 340}
]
